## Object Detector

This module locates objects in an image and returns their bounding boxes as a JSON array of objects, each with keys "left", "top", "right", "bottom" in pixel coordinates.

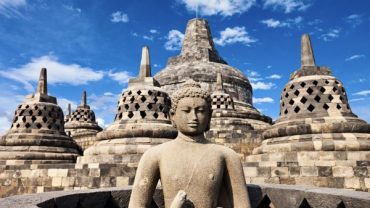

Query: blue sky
[{"left": 0, "top": 0, "right": 369, "bottom": 134}]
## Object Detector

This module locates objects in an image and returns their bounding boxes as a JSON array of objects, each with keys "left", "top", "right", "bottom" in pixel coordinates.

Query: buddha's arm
[
  {"left": 128, "top": 149, "right": 160, "bottom": 208},
  {"left": 224, "top": 151, "right": 251, "bottom": 208}
]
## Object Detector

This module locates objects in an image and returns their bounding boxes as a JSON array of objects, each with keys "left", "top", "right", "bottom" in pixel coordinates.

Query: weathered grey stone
[
  {"left": 0, "top": 68, "right": 81, "bottom": 163},
  {"left": 244, "top": 33, "right": 370, "bottom": 191},
  {"left": 129, "top": 80, "right": 251, "bottom": 207}
]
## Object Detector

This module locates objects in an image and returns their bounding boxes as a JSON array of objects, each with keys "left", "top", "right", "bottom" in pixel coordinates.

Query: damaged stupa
[
  {"left": 0, "top": 68, "right": 81, "bottom": 164},
  {"left": 154, "top": 18, "right": 271, "bottom": 150},
  {"left": 244, "top": 34, "right": 370, "bottom": 191},
  {"left": 64, "top": 91, "right": 102, "bottom": 151},
  {"left": 78, "top": 46, "right": 177, "bottom": 165},
  {"left": 206, "top": 72, "right": 256, "bottom": 154}
]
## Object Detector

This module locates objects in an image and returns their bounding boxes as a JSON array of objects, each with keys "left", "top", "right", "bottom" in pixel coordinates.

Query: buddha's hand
[{"left": 170, "top": 190, "right": 187, "bottom": 208}]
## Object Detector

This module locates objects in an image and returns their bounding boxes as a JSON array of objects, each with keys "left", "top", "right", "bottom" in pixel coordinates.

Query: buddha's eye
[{"left": 180, "top": 108, "right": 191, "bottom": 113}]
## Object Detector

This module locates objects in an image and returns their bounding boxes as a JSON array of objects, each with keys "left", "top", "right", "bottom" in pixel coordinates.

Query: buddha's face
[{"left": 171, "top": 97, "right": 211, "bottom": 136}]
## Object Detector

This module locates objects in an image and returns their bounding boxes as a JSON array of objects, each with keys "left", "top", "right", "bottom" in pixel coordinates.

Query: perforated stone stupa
[
  {"left": 155, "top": 18, "right": 271, "bottom": 132},
  {"left": 244, "top": 34, "right": 370, "bottom": 191},
  {"left": 0, "top": 68, "right": 81, "bottom": 164},
  {"left": 65, "top": 91, "right": 102, "bottom": 151},
  {"left": 206, "top": 72, "right": 256, "bottom": 155},
  {"left": 79, "top": 46, "right": 177, "bottom": 165}
]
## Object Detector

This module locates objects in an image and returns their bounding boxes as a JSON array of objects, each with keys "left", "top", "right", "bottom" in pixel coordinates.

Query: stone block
[
  {"left": 344, "top": 177, "right": 360, "bottom": 189},
  {"left": 327, "top": 177, "right": 344, "bottom": 188},
  {"left": 271, "top": 167, "right": 289, "bottom": 177},
  {"left": 365, "top": 178, "right": 370, "bottom": 189},
  {"left": 332, "top": 166, "right": 354, "bottom": 177},
  {"left": 314, "top": 160, "right": 335, "bottom": 167},
  {"left": 313, "top": 177, "right": 328, "bottom": 187},
  {"left": 250, "top": 177, "right": 266, "bottom": 184},
  {"left": 295, "top": 177, "right": 314, "bottom": 186},
  {"left": 116, "top": 177, "right": 129, "bottom": 187},
  {"left": 353, "top": 167, "right": 368, "bottom": 177},
  {"left": 52, "top": 177, "right": 62, "bottom": 187},
  {"left": 257, "top": 167, "right": 271, "bottom": 177},
  {"left": 89, "top": 169, "right": 100, "bottom": 177},
  {"left": 335, "top": 160, "right": 356, "bottom": 166},
  {"left": 36, "top": 186, "right": 44, "bottom": 193},
  {"left": 243, "top": 167, "right": 257, "bottom": 177},
  {"left": 259, "top": 161, "right": 278, "bottom": 167},
  {"left": 289, "top": 167, "right": 301, "bottom": 176},
  {"left": 318, "top": 166, "right": 332, "bottom": 177},
  {"left": 301, "top": 166, "right": 318, "bottom": 177}
]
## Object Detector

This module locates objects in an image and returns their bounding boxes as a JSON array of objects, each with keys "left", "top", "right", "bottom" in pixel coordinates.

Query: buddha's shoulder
[{"left": 207, "top": 144, "right": 240, "bottom": 157}]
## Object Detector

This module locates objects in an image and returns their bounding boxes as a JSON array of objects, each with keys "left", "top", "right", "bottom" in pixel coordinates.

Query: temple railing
[{"left": 0, "top": 184, "right": 369, "bottom": 208}]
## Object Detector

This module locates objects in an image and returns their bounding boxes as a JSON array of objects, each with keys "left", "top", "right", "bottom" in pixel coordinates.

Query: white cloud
[
  {"left": 267, "top": 74, "right": 282, "bottom": 79},
  {"left": 345, "top": 14, "right": 363, "bottom": 28},
  {"left": 319, "top": 28, "right": 340, "bottom": 42},
  {"left": 111, "top": 11, "right": 129, "bottom": 23},
  {"left": 267, "top": 65, "right": 272, "bottom": 69},
  {"left": 0, "top": 55, "right": 104, "bottom": 92},
  {"left": 180, "top": 0, "right": 256, "bottom": 17},
  {"left": 262, "top": 0, "right": 311, "bottom": 13},
  {"left": 353, "top": 90, "right": 370, "bottom": 96},
  {"left": 307, "top": 19, "right": 322, "bottom": 25},
  {"left": 214, "top": 26, "right": 257, "bottom": 46},
  {"left": 0, "top": 0, "right": 26, "bottom": 18},
  {"left": 251, "top": 81, "right": 275, "bottom": 90},
  {"left": 89, "top": 93, "right": 120, "bottom": 127},
  {"left": 58, "top": 97, "right": 77, "bottom": 115},
  {"left": 103, "top": 92, "right": 114, "bottom": 96},
  {"left": 253, "top": 97, "right": 274, "bottom": 104},
  {"left": 63, "top": 5, "right": 82, "bottom": 13},
  {"left": 261, "top": 16, "right": 303, "bottom": 28},
  {"left": 248, "top": 70, "right": 260, "bottom": 77},
  {"left": 143, "top": 35, "right": 154, "bottom": 40},
  {"left": 108, "top": 70, "right": 132, "bottom": 85},
  {"left": 96, "top": 117, "right": 109, "bottom": 128},
  {"left": 164, "top": 29, "right": 184, "bottom": 51},
  {"left": 345, "top": 54, "right": 365, "bottom": 62},
  {"left": 153, "top": 64, "right": 161, "bottom": 68},
  {"left": 150, "top": 29, "right": 159, "bottom": 34},
  {"left": 350, "top": 98, "right": 365, "bottom": 102}
]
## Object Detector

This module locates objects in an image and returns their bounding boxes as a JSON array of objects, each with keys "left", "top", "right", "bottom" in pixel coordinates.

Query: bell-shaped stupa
[
  {"left": 244, "top": 34, "right": 370, "bottom": 191},
  {"left": 155, "top": 18, "right": 271, "bottom": 132},
  {"left": 78, "top": 46, "right": 177, "bottom": 165},
  {"left": 0, "top": 68, "right": 81, "bottom": 164},
  {"left": 206, "top": 73, "right": 255, "bottom": 155},
  {"left": 64, "top": 91, "right": 102, "bottom": 151}
]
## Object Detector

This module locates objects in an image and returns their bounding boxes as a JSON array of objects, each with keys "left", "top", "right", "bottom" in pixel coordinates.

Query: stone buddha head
[{"left": 170, "top": 79, "right": 212, "bottom": 136}]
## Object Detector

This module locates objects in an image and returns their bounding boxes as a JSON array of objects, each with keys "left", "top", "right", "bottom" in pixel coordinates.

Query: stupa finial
[
  {"left": 81, "top": 91, "right": 87, "bottom": 106},
  {"left": 301, "top": 34, "right": 316, "bottom": 67},
  {"left": 138, "top": 46, "right": 151, "bottom": 79},
  {"left": 68, "top": 103, "right": 71, "bottom": 116},
  {"left": 36, "top": 68, "right": 48, "bottom": 95},
  {"left": 216, "top": 72, "right": 224, "bottom": 91}
]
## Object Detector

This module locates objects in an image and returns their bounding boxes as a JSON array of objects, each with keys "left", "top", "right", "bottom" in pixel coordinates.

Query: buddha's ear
[
  {"left": 169, "top": 109, "right": 177, "bottom": 128},
  {"left": 205, "top": 108, "right": 212, "bottom": 132}
]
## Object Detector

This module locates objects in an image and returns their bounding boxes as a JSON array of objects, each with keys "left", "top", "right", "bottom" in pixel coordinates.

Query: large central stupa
[{"left": 155, "top": 18, "right": 271, "bottom": 150}]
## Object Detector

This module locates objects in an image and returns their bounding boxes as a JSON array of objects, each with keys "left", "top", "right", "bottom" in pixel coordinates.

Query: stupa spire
[
  {"left": 138, "top": 46, "right": 151, "bottom": 79},
  {"left": 177, "top": 18, "right": 226, "bottom": 64},
  {"left": 81, "top": 91, "right": 87, "bottom": 106},
  {"left": 301, "top": 34, "right": 316, "bottom": 67},
  {"left": 216, "top": 72, "right": 224, "bottom": 91},
  {"left": 36, "top": 68, "right": 48, "bottom": 95},
  {"left": 68, "top": 103, "right": 71, "bottom": 116}
]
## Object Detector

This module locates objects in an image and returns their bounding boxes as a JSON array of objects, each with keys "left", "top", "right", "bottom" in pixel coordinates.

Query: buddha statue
[{"left": 129, "top": 79, "right": 251, "bottom": 208}]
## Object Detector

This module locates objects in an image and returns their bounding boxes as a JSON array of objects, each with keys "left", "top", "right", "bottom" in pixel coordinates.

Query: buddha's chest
[{"left": 159, "top": 149, "right": 225, "bottom": 190}]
